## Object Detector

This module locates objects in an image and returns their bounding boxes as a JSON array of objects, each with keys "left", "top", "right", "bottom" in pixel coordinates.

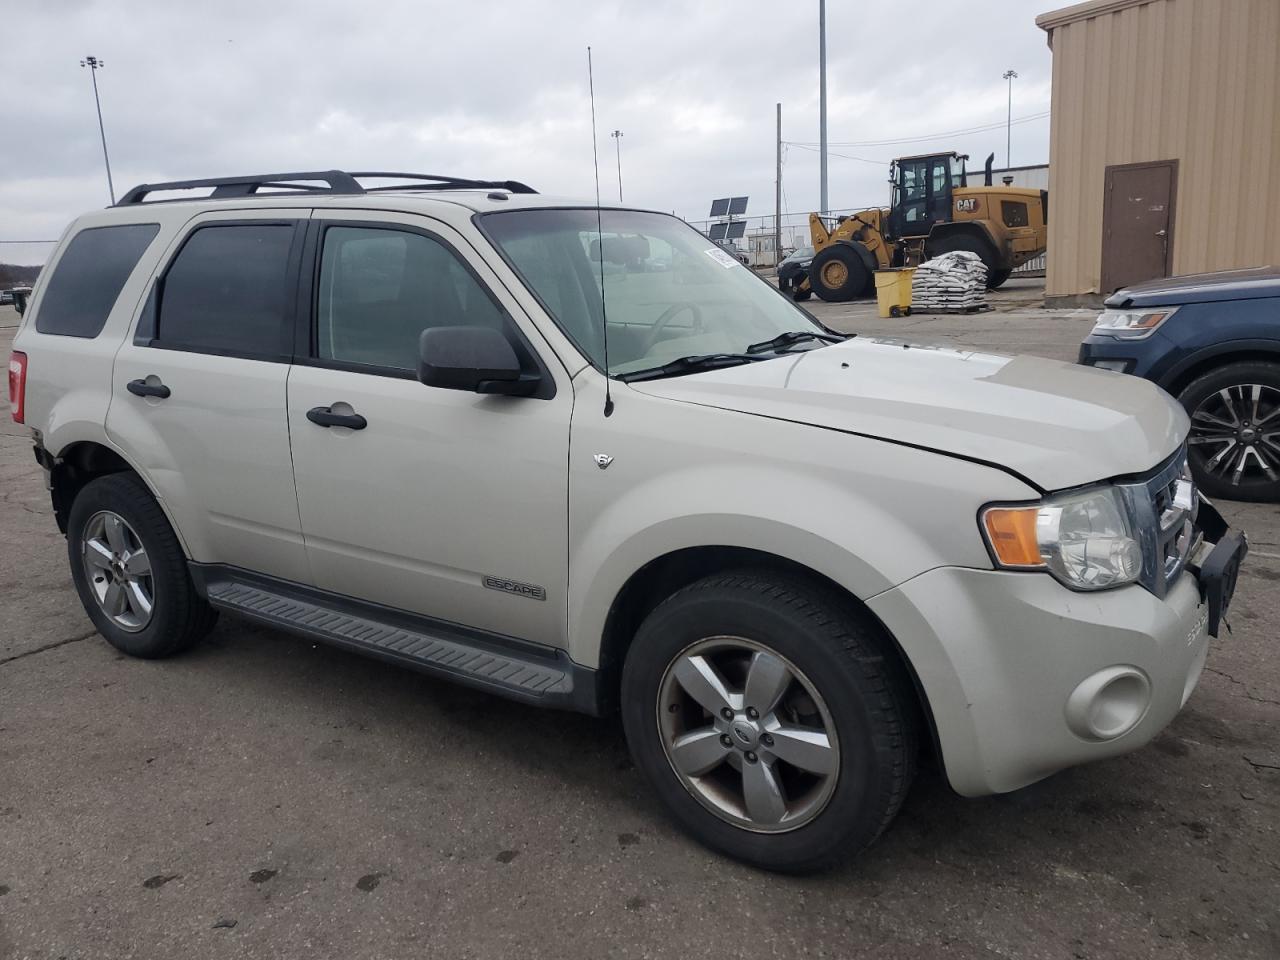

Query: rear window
[
  {"left": 35, "top": 223, "right": 160, "bottom": 337},
  {"left": 156, "top": 223, "right": 296, "bottom": 359}
]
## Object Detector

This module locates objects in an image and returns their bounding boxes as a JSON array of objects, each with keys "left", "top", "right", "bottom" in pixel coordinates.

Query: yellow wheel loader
[{"left": 795, "top": 153, "right": 1048, "bottom": 303}]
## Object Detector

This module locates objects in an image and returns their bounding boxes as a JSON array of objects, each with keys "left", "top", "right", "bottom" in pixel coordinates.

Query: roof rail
[{"left": 115, "top": 170, "right": 537, "bottom": 206}]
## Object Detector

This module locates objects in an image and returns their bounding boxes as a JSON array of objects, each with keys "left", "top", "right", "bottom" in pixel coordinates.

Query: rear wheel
[
  {"left": 67, "top": 473, "right": 218, "bottom": 658},
  {"left": 1178, "top": 362, "right": 1280, "bottom": 502},
  {"left": 621, "top": 570, "right": 918, "bottom": 873},
  {"left": 987, "top": 267, "right": 1012, "bottom": 289},
  {"left": 808, "top": 245, "right": 870, "bottom": 302},
  {"left": 927, "top": 233, "right": 1004, "bottom": 289}
]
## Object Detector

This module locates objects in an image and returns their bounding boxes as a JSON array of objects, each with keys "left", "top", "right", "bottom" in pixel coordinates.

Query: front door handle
[
  {"left": 306, "top": 405, "right": 368, "bottom": 430},
  {"left": 126, "top": 378, "right": 171, "bottom": 399}
]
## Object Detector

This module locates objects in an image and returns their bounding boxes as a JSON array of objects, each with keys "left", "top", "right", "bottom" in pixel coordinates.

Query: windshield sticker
[{"left": 704, "top": 247, "right": 740, "bottom": 269}]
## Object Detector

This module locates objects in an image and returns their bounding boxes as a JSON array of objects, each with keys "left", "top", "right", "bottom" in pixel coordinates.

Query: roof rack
[{"left": 115, "top": 170, "right": 538, "bottom": 206}]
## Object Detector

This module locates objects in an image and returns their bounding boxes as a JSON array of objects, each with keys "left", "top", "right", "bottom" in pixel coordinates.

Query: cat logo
[
  {"left": 955, "top": 198, "right": 979, "bottom": 213},
  {"left": 483, "top": 575, "right": 547, "bottom": 601}
]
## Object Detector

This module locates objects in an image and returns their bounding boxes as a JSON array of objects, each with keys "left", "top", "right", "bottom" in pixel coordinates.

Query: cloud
[{"left": 1, "top": 0, "right": 1063, "bottom": 262}]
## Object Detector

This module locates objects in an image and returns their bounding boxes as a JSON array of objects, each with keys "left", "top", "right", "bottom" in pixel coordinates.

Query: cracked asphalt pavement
[{"left": 2, "top": 295, "right": 1278, "bottom": 959}]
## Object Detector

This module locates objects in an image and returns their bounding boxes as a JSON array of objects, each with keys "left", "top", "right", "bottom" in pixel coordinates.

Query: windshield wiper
[
  {"left": 745, "top": 330, "right": 846, "bottom": 355},
  {"left": 616, "top": 353, "right": 768, "bottom": 383}
]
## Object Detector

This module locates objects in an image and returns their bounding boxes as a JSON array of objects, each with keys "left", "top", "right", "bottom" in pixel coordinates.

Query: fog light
[
  {"left": 1065, "top": 666, "right": 1151, "bottom": 741},
  {"left": 1089, "top": 359, "right": 1130, "bottom": 373}
]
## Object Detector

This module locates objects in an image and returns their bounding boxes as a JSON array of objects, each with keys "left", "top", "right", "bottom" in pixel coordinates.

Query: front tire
[
  {"left": 621, "top": 570, "right": 918, "bottom": 873},
  {"left": 1178, "top": 361, "right": 1280, "bottom": 502},
  {"left": 67, "top": 473, "right": 218, "bottom": 658},
  {"left": 808, "top": 245, "right": 870, "bottom": 302}
]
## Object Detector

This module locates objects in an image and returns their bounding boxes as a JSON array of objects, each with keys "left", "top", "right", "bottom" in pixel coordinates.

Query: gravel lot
[{"left": 2, "top": 294, "right": 1278, "bottom": 960}]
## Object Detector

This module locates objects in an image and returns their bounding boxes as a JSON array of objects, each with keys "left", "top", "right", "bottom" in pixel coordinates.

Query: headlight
[
  {"left": 1091, "top": 306, "right": 1177, "bottom": 340},
  {"left": 982, "top": 486, "right": 1143, "bottom": 590}
]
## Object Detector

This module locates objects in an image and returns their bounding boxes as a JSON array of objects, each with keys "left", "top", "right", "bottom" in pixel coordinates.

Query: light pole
[
  {"left": 1002, "top": 69, "right": 1018, "bottom": 169},
  {"left": 818, "top": 0, "right": 828, "bottom": 215},
  {"left": 81, "top": 56, "right": 115, "bottom": 204},
  {"left": 610, "top": 130, "right": 623, "bottom": 203}
]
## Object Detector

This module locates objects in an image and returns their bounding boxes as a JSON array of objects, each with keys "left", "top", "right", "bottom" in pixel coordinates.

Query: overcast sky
[{"left": 1, "top": 0, "right": 1066, "bottom": 265}]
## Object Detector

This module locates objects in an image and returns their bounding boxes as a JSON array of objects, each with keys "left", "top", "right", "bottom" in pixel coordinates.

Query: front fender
[{"left": 565, "top": 374, "right": 1037, "bottom": 667}]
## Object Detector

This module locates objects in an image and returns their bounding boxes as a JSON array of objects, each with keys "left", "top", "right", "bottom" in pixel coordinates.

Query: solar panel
[
  {"left": 726, "top": 221, "right": 747, "bottom": 239},
  {"left": 728, "top": 196, "right": 749, "bottom": 216},
  {"left": 709, "top": 198, "right": 730, "bottom": 217},
  {"left": 707, "top": 223, "right": 728, "bottom": 240}
]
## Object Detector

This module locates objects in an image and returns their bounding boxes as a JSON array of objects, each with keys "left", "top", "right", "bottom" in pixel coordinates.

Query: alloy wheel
[
  {"left": 1188, "top": 383, "right": 1280, "bottom": 487},
  {"left": 81, "top": 511, "right": 155, "bottom": 632},
  {"left": 656, "top": 637, "right": 840, "bottom": 833}
]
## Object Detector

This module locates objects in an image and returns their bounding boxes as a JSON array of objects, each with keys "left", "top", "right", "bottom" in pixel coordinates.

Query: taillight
[{"left": 8, "top": 351, "right": 26, "bottom": 424}]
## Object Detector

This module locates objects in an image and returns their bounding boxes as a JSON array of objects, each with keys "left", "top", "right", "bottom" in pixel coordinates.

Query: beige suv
[{"left": 9, "top": 170, "right": 1247, "bottom": 872}]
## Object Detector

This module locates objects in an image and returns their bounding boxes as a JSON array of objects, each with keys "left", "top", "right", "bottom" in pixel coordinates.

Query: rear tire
[
  {"left": 1177, "top": 361, "right": 1280, "bottom": 502},
  {"left": 621, "top": 570, "right": 918, "bottom": 873},
  {"left": 791, "top": 287, "right": 812, "bottom": 302},
  {"left": 67, "top": 473, "right": 218, "bottom": 658},
  {"left": 809, "top": 245, "right": 870, "bottom": 302},
  {"left": 927, "top": 233, "right": 1004, "bottom": 289},
  {"left": 987, "top": 267, "right": 1012, "bottom": 289}
]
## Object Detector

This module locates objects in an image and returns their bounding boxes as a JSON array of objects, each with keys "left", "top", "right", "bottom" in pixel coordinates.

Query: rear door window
[
  {"left": 35, "top": 223, "right": 160, "bottom": 337},
  {"left": 155, "top": 223, "right": 298, "bottom": 360}
]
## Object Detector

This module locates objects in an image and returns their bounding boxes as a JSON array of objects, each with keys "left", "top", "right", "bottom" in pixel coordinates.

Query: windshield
[{"left": 480, "top": 208, "right": 825, "bottom": 376}]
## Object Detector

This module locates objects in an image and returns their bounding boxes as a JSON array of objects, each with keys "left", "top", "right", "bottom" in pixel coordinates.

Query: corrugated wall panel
[{"left": 1043, "top": 0, "right": 1280, "bottom": 297}]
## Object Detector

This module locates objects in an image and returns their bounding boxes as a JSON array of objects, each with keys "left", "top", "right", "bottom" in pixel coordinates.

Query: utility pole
[
  {"left": 611, "top": 130, "right": 624, "bottom": 203},
  {"left": 80, "top": 56, "right": 115, "bottom": 204},
  {"left": 818, "top": 0, "right": 828, "bottom": 215},
  {"left": 1003, "top": 69, "right": 1018, "bottom": 168},
  {"left": 775, "top": 103, "right": 783, "bottom": 268}
]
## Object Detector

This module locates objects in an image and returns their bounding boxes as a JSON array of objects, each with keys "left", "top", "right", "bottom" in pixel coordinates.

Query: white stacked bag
[{"left": 911, "top": 251, "right": 988, "bottom": 312}]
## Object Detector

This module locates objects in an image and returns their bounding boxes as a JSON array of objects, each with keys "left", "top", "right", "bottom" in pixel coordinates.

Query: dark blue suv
[{"left": 1079, "top": 268, "right": 1280, "bottom": 502}]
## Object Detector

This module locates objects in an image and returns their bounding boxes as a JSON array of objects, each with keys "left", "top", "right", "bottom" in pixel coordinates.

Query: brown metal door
[{"left": 1100, "top": 160, "right": 1177, "bottom": 293}]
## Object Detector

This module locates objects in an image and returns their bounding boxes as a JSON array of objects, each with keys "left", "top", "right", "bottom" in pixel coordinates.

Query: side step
[{"left": 195, "top": 567, "right": 596, "bottom": 713}]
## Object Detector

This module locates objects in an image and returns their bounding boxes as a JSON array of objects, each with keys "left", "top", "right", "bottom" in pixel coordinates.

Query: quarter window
[
  {"left": 316, "top": 226, "right": 507, "bottom": 371},
  {"left": 156, "top": 223, "right": 296, "bottom": 358},
  {"left": 35, "top": 223, "right": 159, "bottom": 338}
]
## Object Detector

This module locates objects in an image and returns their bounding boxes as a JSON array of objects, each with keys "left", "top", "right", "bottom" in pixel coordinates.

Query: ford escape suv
[{"left": 9, "top": 170, "right": 1248, "bottom": 873}]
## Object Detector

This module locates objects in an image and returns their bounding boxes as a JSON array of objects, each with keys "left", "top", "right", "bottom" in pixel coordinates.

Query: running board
[{"left": 192, "top": 566, "right": 598, "bottom": 713}]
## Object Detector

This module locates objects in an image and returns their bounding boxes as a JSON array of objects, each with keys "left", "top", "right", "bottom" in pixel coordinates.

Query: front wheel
[
  {"left": 1179, "top": 361, "right": 1280, "bottom": 502},
  {"left": 621, "top": 571, "right": 918, "bottom": 873},
  {"left": 808, "top": 245, "right": 870, "bottom": 302}
]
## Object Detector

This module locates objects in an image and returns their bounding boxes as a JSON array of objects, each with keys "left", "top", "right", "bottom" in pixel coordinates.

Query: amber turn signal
[{"left": 982, "top": 507, "right": 1044, "bottom": 567}]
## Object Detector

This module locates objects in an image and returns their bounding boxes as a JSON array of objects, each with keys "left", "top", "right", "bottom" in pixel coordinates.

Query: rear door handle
[
  {"left": 306, "top": 405, "right": 368, "bottom": 430},
  {"left": 126, "top": 378, "right": 171, "bottom": 399}
]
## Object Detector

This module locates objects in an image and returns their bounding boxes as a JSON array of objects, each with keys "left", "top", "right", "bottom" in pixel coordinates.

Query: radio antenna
[{"left": 587, "top": 46, "right": 614, "bottom": 417}]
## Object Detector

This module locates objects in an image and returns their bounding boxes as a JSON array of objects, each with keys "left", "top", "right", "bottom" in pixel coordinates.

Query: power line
[
  {"left": 0, "top": 240, "right": 59, "bottom": 244},
  {"left": 787, "top": 110, "right": 1049, "bottom": 148},
  {"left": 787, "top": 143, "right": 889, "bottom": 165}
]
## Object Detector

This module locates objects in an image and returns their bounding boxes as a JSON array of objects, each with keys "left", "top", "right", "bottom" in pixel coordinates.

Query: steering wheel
[{"left": 640, "top": 302, "right": 704, "bottom": 356}]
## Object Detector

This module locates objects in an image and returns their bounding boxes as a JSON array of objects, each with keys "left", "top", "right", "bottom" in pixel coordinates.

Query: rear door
[
  {"left": 285, "top": 212, "right": 572, "bottom": 647},
  {"left": 106, "top": 210, "right": 312, "bottom": 584},
  {"left": 1101, "top": 160, "right": 1177, "bottom": 293}
]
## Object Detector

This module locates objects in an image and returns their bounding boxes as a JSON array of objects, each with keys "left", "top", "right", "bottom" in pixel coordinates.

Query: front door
[
  {"left": 285, "top": 213, "right": 572, "bottom": 648},
  {"left": 1101, "top": 160, "right": 1178, "bottom": 293}
]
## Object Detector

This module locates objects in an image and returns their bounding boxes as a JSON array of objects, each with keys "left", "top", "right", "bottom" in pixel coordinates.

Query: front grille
[{"left": 1118, "top": 446, "right": 1198, "bottom": 599}]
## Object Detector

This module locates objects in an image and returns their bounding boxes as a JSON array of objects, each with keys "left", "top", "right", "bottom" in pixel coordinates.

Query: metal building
[{"left": 1037, "top": 0, "right": 1280, "bottom": 303}]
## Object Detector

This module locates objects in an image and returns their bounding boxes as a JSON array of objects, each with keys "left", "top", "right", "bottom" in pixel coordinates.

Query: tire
[
  {"left": 1177, "top": 361, "right": 1280, "bottom": 502},
  {"left": 67, "top": 473, "right": 218, "bottom": 658},
  {"left": 791, "top": 287, "right": 812, "bottom": 302},
  {"left": 808, "top": 245, "right": 869, "bottom": 302},
  {"left": 927, "top": 233, "right": 1005, "bottom": 289},
  {"left": 620, "top": 570, "right": 918, "bottom": 873}
]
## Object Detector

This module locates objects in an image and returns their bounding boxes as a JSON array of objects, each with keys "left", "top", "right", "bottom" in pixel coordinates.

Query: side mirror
[{"left": 418, "top": 326, "right": 539, "bottom": 396}]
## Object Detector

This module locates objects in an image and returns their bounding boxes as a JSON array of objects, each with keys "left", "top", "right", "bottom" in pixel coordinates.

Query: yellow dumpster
[{"left": 874, "top": 268, "right": 915, "bottom": 318}]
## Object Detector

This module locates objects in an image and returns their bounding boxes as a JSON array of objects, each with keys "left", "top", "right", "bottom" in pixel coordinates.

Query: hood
[
  {"left": 1106, "top": 267, "right": 1280, "bottom": 307},
  {"left": 629, "top": 337, "right": 1187, "bottom": 491}
]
